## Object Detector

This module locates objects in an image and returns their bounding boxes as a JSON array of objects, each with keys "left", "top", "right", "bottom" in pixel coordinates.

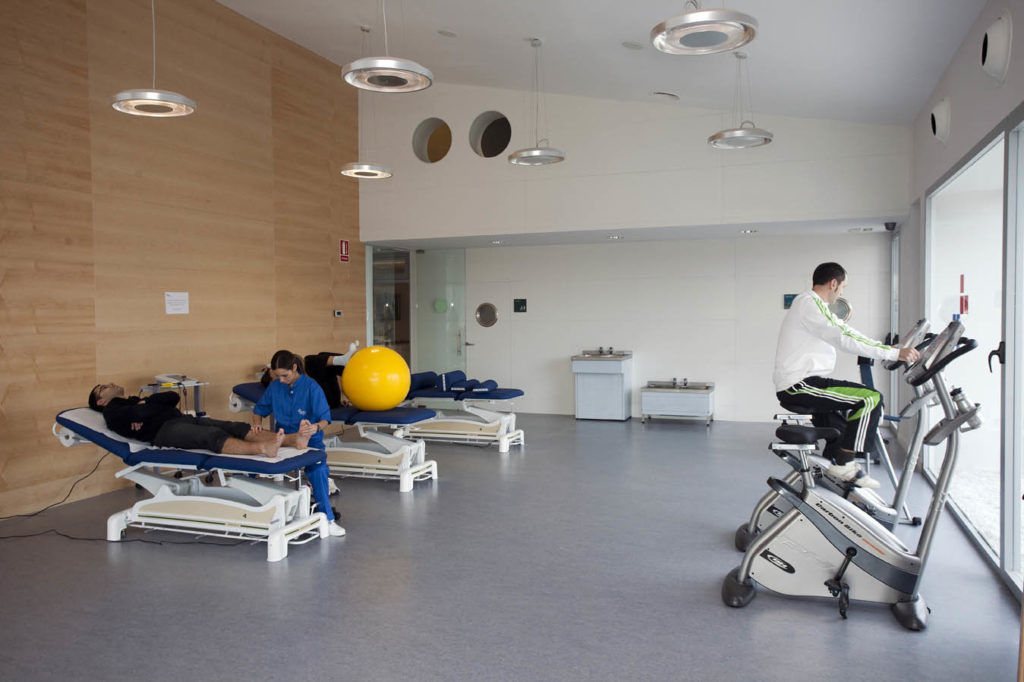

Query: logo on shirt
[{"left": 297, "top": 408, "right": 307, "bottom": 416}]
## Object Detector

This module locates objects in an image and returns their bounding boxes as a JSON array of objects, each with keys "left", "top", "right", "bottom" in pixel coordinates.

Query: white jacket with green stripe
[{"left": 773, "top": 290, "right": 899, "bottom": 392}]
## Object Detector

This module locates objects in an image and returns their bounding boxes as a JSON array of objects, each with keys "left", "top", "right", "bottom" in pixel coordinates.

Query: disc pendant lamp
[
  {"left": 342, "top": 0, "right": 432, "bottom": 93},
  {"left": 111, "top": 0, "right": 196, "bottom": 117},
  {"left": 651, "top": 0, "right": 757, "bottom": 55},
  {"left": 707, "top": 52, "right": 773, "bottom": 149},
  {"left": 342, "top": 27, "right": 392, "bottom": 179},
  {"left": 508, "top": 38, "right": 565, "bottom": 167}
]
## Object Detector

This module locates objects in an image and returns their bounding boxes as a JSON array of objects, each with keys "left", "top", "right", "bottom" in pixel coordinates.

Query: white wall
[
  {"left": 913, "top": 0, "right": 1024, "bottom": 199},
  {"left": 899, "top": 0, "right": 1024, "bottom": 446},
  {"left": 359, "top": 83, "right": 911, "bottom": 242},
  {"left": 463, "top": 233, "right": 893, "bottom": 421}
]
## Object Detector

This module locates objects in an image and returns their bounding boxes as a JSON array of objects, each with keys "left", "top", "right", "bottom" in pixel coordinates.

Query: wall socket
[{"left": 333, "top": 309, "right": 343, "bottom": 318}]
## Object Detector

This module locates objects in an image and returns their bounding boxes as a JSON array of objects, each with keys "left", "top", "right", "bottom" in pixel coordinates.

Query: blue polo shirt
[{"left": 253, "top": 374, "right": 331, "bottom": 450}]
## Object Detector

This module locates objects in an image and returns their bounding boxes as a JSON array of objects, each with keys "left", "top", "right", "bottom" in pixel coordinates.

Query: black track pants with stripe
[{"left": 776, "top": 376, "right": 883, "bottom": 465}]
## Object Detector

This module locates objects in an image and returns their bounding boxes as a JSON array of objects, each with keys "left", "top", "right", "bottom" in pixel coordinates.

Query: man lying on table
[{"left": 88, "top": 383, "right": 312, "bottom": 457}]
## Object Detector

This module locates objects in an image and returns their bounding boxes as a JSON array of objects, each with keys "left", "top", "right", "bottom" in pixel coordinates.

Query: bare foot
[
  {"left": 258, "top": 429, "right": 285, "bottom": 458},
  {"left": 294, "top": 427, "right": 310, "bottom": 450}
]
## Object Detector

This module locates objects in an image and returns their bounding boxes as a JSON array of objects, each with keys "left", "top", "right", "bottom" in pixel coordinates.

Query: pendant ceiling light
[
  {"left": 111, "top": 0, "right": 196, "bottom": 117},
  {"left": 651, "top": 0, "right": 757, "bottom": 56},
  {"left": 340, "top": 162, "right": 392, "bottom": 179},
  {"left": 342, "top": 0, "right": 432, "bottom": 93},
  {"left": 707, "top": 52, "right": 773, "bottom": 149},
  {"left": 342, "top": 27, "right": 392, "bottom": 179},
  {"left": 508, "top": 38, "right": 565, "bottom": 167}
]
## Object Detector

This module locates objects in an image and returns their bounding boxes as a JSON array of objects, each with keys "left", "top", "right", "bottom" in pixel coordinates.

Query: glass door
[
  {"left": 925, "top": 136, "right": 1014, "bottom": 581},
  {"left": 370, "top": 247, "right": 411, "bottom": 364},
  {"left": 413, "top": 249, "right": 466, "bottom": 374}
]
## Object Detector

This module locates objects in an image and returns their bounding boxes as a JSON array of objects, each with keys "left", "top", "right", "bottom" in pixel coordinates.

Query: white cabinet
[
  {"left": 571, "top": 353, "right": 633, "bottom": 421},
  {"left": 640, "top": 382, "right": 714, "bottom": 425}
]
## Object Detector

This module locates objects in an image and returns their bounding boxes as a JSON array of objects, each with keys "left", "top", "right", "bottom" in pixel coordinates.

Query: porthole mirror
[
  {"left": 475, "top": 302, "right": 498, "bottom": 327},
  {"left": 469, "top": 111, "right": 511, "bottom": 158},
  {"left": 828, "top": 297, "right": 852, "bottom": 322},
  {"left": 412, "top": 117, "right": 452, "bottom": 163}
]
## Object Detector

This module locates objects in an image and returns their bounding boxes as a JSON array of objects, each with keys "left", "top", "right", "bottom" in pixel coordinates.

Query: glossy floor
[{"left": 0, "top": 415, "right": 1018, "bottom": 681}]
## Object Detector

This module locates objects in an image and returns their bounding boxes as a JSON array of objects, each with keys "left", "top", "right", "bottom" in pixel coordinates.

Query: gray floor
[{"left": 1, "top": 415, "right": 1019, "bottom": 681}]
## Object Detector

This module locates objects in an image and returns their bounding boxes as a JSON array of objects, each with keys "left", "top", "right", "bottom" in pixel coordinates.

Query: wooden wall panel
[
  {"left": 0, "top": 0, "right": 102, "bottom": 516},
  {"left": 271, "top": 33, "right": 364, "bottom": 355},
  {"left": 0, "top": 0, "right": 363, "bottom": 517}
]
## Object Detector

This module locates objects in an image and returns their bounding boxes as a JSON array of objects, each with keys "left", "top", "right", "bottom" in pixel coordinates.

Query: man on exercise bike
[{"left": 773, "top": 262, "right": 920, "bottom": 488}]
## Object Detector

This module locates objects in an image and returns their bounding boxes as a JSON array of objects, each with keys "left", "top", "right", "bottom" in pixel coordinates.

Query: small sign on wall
[
  {"left": 339, "top": 239, "right": 350, "bottom": 263},
  {"left": 165, "top": 291, "right": 189, "bottom": 315},
  {"left": 514, "top": 298, "right": 527, "bottom": 313},
  {"left": 783, "top": 294, "right": 797, "bottom": 309}
]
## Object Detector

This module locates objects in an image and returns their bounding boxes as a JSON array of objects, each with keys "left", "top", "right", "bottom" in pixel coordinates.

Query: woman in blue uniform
[{"left": 251, "top": 350, "right": 331, "bottom": 450}]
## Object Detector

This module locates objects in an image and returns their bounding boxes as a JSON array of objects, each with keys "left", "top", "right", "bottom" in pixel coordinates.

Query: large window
[{"left": 926, "top": 130, "right": 1024, "bottom": 592}]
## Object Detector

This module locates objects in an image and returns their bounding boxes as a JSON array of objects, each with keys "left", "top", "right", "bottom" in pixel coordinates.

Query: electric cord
[
  {"left": 0, "top": 452, "right": 112, "bottom": 521},
  {"left": 0, "top": 453, "right": 248, "bottom": 546},
  {"left": 0, "top": 527, "right": 248, "bottom": 547}
]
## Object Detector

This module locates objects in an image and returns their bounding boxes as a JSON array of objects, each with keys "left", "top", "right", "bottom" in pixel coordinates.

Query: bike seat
[{"left": 775, "top": 424, "right": 841, "bottom": 445}]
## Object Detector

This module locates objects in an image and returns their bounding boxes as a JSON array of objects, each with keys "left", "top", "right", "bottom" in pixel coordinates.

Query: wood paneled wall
[{"left": 0, "top": 0, "right": 364, "bottom": 516}]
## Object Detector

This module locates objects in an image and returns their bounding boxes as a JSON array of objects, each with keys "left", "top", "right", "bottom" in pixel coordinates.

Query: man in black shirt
[{"left": 89, "top": 383, "right": 311, "bottom": 457}]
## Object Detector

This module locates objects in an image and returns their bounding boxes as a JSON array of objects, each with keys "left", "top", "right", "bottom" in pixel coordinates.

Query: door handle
[
  {"left": 988, "top": 341, "right": 1005, "bottom": 372},
  {"left": 465, "top": 342, "right": 475, "bottom": 346}
]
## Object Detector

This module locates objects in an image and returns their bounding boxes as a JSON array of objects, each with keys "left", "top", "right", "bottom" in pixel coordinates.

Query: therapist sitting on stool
[{"left": 773, "top": 262, "right": 920, "bottom": 489}]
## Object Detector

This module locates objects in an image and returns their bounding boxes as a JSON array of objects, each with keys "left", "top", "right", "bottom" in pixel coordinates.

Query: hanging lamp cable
[{"left": 150, "top": 0, "right": 157, "bottom": 89}]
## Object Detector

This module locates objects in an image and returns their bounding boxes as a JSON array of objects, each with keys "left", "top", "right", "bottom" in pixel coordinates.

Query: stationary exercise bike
[
  {"left": 734, "top": 320, "right": 934, "bottom": 552},
  {"left": 722, "top": 319, "right": 981, "bottom": 630}
]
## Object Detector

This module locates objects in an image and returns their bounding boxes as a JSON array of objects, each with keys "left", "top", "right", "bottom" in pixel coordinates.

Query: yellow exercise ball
[{"left": 341, "top": 346, "right": 411, "bottom": 411}]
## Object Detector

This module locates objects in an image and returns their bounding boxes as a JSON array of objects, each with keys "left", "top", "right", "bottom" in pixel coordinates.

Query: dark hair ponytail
[{"left": 270, "top": 349, "right": 304, "bottom": 374}]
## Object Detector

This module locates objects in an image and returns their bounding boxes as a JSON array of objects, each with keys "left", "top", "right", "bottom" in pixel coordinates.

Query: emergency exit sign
[{"left": 339, "top": 239, "right": 350, "bottom": 263}]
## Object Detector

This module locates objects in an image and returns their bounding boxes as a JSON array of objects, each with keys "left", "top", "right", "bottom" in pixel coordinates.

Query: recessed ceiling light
[
  {"left": 621, "top": 40, "right": 645, "bottom": 50},
  {"left": 491, "top": 240, "right": 503, "bottom": 245},
  {"left": 651, "top": 90, "right": 680, "bottom": 101},
  {"left": 848, "top": 227, "right": 875, "bottom": 233},
  {"left": 740, "top": 229, "right": 757, "bottom": 234},
  {"left": 438, "top": 28, "right": 457, "bottom": 38},
  {"left": 607, "top": 235, "right": 623, "bottom": 240}
]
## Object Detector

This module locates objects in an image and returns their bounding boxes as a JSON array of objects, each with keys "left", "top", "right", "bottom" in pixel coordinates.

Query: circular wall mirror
[
  {"left": 829, "top": 297, "right": 852, "bottom": 322},
  {"left": 475, "top": 302, "right": 498, "bottom": 327}
]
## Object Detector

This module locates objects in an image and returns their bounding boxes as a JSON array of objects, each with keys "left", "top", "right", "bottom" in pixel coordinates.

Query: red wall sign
[
  {"left": 959, "top": 274, "right": 968, "bottom": 315},
  {"left": 339, "top": 239, "right": 350, "bottom": 263}
]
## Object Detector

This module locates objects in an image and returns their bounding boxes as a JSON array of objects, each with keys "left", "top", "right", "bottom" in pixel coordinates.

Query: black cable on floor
[
  {"left": 0, "top": 452, "right": 112, "bottom": 521},
  {"left": 0, "top": 527, "right": 247, "bottom": 547}
]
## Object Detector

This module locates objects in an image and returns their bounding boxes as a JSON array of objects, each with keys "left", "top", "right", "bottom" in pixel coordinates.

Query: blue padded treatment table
[
  {"left": 55, "top": 408, "right": 336, "bottom": 522},
  {"left": 407, "top": 370, "right": 524, "bottom": 401},
  {"left": 232, "top": 382, "right": 435, "bottom": 425}
]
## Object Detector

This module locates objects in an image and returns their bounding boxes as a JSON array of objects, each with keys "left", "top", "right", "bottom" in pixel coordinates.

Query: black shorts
[{"left": 153, "top": 416, "right": 251, "bottom": 453}]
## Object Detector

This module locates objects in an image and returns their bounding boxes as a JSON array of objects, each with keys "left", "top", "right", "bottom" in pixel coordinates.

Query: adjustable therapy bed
[
  {"left": 53, "top": 408, "right": 339, "bottom": 562},
  {"left": 400, "top": 370, "right": 526, "bottom": 453},
  {"left": 230, "top": 374, "right": 438, "bottom": 493}
]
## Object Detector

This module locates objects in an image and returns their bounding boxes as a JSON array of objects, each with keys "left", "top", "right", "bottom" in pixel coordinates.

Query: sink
[
  {"left": 577, "top": 349, "right": 633, "bottom": 358},
  {"left": 646, "top": 380, "right": 712, "bottom": 391}
]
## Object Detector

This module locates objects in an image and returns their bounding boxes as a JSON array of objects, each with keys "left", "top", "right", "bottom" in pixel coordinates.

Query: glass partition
[{"left": 370, "top": 247, "right": 411, "bottom": 364}]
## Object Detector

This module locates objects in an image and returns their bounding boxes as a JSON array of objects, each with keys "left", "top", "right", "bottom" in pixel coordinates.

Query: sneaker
[{"left": 827, "top": 461, "right": 881, "bottom": 489}]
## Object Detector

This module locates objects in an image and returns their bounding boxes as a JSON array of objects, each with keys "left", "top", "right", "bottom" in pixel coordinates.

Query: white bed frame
[
  {"left": 396, "top": 402, "right": 525, "bottom": 453},
  {"left": 230, "top": 391, "right": 438, "bottom": 493},
  {"left": 54, "top": 422, "right": 329, "bottom": 562},
  {"left": 324, "top": 429, "right": 437, "bottom": 493}
]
